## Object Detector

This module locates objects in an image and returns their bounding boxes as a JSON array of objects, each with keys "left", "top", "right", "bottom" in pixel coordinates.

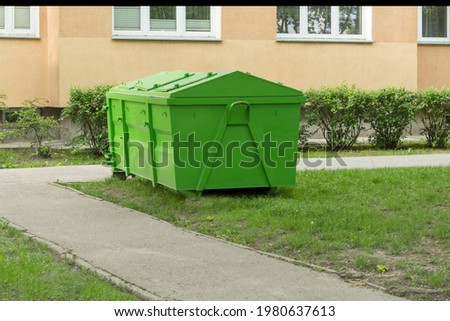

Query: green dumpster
[{"left": 106, "top": 70, "right": 305, "bottom": 192}]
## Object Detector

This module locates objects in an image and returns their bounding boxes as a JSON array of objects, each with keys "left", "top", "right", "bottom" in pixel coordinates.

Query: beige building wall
[
  {"left": 418, "top": 45, "right": 450, "bottom": 89},
  {"left": 46, "top": 6, "right": 60, "bottom": 107},
  {"left": 1, "top": 6, "right": 448, "bottom": 108},
  {"left": 55, "top": 6, "right": 420, "bottom": 107},
  {"left": 0, "top": 7, "right": 48, "bottom": 107}
]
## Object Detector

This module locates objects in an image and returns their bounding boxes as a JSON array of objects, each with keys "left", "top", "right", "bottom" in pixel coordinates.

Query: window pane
[
  {"left": 14, "top": 6, "right": 30, "bottom": 29},
  {"left": 186, "top": 6, "right": 210, "bottom": 32},
  {"left": 308, "top": 6, "right": 331, "bottom": 34},
  {"left": 339, "top": 6, "right": 362, "bottom": 35},
  {"left": 277, "top": 6, "right": 299, "bottom": 34},
  {"left": 114, "top": 6, "right": 140, "bottom": 31},
  {"left": 422, "top": 6, "right": 447, "bottom": 37},
  {"left": 150, "top": 6, "right": 176, "bottom": 31},
  {"left": 0, "top": 6, "right": 4, "bottom": 29}
]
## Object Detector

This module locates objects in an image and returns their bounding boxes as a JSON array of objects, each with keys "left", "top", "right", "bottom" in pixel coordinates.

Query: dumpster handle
[
  {"left": 196, "top": 100, "right": 277, "bottom": 192},
  {"left": 226, "top": 101, "right": 249, "bottom": 121}
]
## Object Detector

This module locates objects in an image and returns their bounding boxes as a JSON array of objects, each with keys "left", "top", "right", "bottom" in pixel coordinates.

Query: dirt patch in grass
[{"left": 332, "top": 239, "right": 449, "bottom": 300}]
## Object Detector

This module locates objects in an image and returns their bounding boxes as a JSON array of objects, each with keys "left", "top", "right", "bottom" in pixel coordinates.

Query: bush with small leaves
[
  {"left": 62, "top": 85, "right": 114, "bottom": 155},
  {"left": 365, "top": 87, "right": 417, "bottom": 149},
  {"left": 303, "top": 84, "right": 370, "bottom": 151},
  {"left": 12, "top": 98, "right": 61, "bottom": 158},
  {"left": 415, "top": 87, "right": 449, "bottom": 148},
  {"left": 0, "top": 93, "right": 6, "bottom": 142}
]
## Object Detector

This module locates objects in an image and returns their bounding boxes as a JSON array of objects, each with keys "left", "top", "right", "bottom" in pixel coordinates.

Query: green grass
[
  {"left": 1, "top": 141, "right": 448, "bottom": 170},
  {"left": 66, "top": 166, "right": 450, "bottom": 300},
  {"left": 355, "top": 255, "right": 381, "bottom": 272},
  {"left": 0, "top": 220, "right": 138, "bottom": 300},
  {"left": 0, "top": 148, "right": 103, "bottom": 169},
  {"left": 299, "top": 141, "right": 448, "bottom": 158}
]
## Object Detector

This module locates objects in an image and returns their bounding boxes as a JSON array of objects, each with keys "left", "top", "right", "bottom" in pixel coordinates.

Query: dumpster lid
[{"left": 111, "top": 70, "right": 305, "bottom": 100}]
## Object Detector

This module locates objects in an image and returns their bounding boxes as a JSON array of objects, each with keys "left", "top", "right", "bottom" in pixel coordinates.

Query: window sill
[
  {"left": 417, "top": 40, "right": 450, "bottom": 45},
  {"left": 277, "top": 37, "right": 373, "bottom": 44},
  {"left": 112, "top": 34, "right": 222, "bottom": 42},
  {"left": 0, "top": 34, "right": 40, "bottom": 39}
]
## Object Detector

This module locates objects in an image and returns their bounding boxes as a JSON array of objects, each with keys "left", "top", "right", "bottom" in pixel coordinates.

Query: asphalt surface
[{"left": 2, "top": 154, "right": 448, "bottom": 300}]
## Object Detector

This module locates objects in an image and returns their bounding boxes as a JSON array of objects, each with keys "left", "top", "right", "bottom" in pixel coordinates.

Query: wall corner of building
[{"left": 47, "top": 6, "right": 61, "bottom": 107}]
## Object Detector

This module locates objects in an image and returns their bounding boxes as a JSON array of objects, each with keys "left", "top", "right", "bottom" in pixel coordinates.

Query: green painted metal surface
[{"left": 106, "top": 70, "right": 306, "bottom": 192}]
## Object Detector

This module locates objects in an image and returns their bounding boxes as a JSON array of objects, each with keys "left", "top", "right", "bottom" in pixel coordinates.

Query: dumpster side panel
[
  {"left": 124, "top": 101, "right": 154, "bottom": 181},
  {"left": 199, "top": 102, "right": 300, "bottom": 190},
  {"left": 152, "top": 104, "right": 177, "bottom": 189},
  {"left": 250, "top": 103, "right": 301, "bottom": 186},
  {"left": 169, "top": 102, "right": 300, "bottom": 191},
  {"left": 169, "top": 104, "right": 225, "bottom": 190},
  {"left": 203, "top": 123, "right": 271, "bottom": 189}
]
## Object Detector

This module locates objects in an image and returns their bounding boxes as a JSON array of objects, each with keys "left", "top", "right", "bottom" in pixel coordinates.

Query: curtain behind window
[{"left": 422, "top": 6, "right": 447, "bottom": 37}]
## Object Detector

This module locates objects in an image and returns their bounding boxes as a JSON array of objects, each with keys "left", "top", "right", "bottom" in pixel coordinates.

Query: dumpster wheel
[{"left": 112, "top": 170, "right": 127, "bottom": 180}]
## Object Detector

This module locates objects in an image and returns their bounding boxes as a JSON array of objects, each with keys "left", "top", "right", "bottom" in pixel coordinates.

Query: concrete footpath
[
  {"left": 1, "top": 154, "right": 448, "bottom": 300},
  {"left": 296, "top": 153, "right": 450, "bottom": 170}
]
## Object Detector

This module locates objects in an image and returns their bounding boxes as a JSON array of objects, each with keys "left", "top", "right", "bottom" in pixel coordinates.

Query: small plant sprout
[{"left": 377, "top": 264, "right": 389, "bottom": 274}]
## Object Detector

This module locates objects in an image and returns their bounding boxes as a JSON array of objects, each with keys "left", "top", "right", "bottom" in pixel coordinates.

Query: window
[
  {"left": 0, "top": 109, "right": 19, "bottom": 124},
  {"left": 418, "top": 6, "right": 450, "bottom": 44},
  {"left": 0, "top": 6, "right": 39, "bottom": 38},
  {"left": 277, "top": 6, "right": 372, "bottom": 42},
  {"left": 112, "top": 6, "right": 221, "bottom": 41}
]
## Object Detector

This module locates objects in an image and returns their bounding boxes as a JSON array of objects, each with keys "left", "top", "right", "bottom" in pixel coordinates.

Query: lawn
[
  {"left": 0, "top": 220, "right": 138, "bottom": 300},
  {"left": 66, "top": 166, "right": 450, "bottom": 300},
  {"left": 0, "top": 148, "right": 103, "bottom": 169}
]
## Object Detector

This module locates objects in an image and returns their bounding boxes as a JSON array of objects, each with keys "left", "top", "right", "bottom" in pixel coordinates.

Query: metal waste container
[{"left": 106, "top": 70, "right": 305, "bottom": 192}]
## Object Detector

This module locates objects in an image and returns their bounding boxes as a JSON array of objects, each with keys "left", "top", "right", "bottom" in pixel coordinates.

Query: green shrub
[
  {"left": 415, "top": 87, "right": 449, "bottom": 148},
  {"left": 12, "top": 98, "right": 61, "bottom": 158},
  {"left": 365, "top": 87, "right": 416, "bottom": 149},
  {"left": 36, "top": 145, "right": 52, "bottom": 158},
  {"left": 297, "top": 123, "right": 312, "bottom": 147},
  {"left": 0, "top": 93, "right": 6, "bottom": 142},
  {"left": 62, "top": 84, "right": 114, "bottom": 155},
  {"left": 303, "top": 84, "right": 369, "bottom": 151}
]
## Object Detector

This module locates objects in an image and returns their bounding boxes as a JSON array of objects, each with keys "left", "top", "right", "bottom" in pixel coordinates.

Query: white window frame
[
  {"left": 0, "top": 6, "right": 39, "bottom": 39},
  {"left": 418, "top": 6, "right": 450, "bottom": 45},
  {"left": 112, "top": 6, "right": 221, "bottom": 41},
  {"left": 277, "top": 6, "right": 372, "bottom": 43}
]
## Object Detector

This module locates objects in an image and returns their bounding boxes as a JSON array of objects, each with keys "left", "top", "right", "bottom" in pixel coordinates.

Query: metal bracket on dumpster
[
  {"left": 120, "top": 100, "right": 130, "bottom": 176},
  {"left": 195, "top": 101, "right": 277, "bottom": 192},
  {"left": 145, "top": 103, "right": 158, "bottom": 187}
]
